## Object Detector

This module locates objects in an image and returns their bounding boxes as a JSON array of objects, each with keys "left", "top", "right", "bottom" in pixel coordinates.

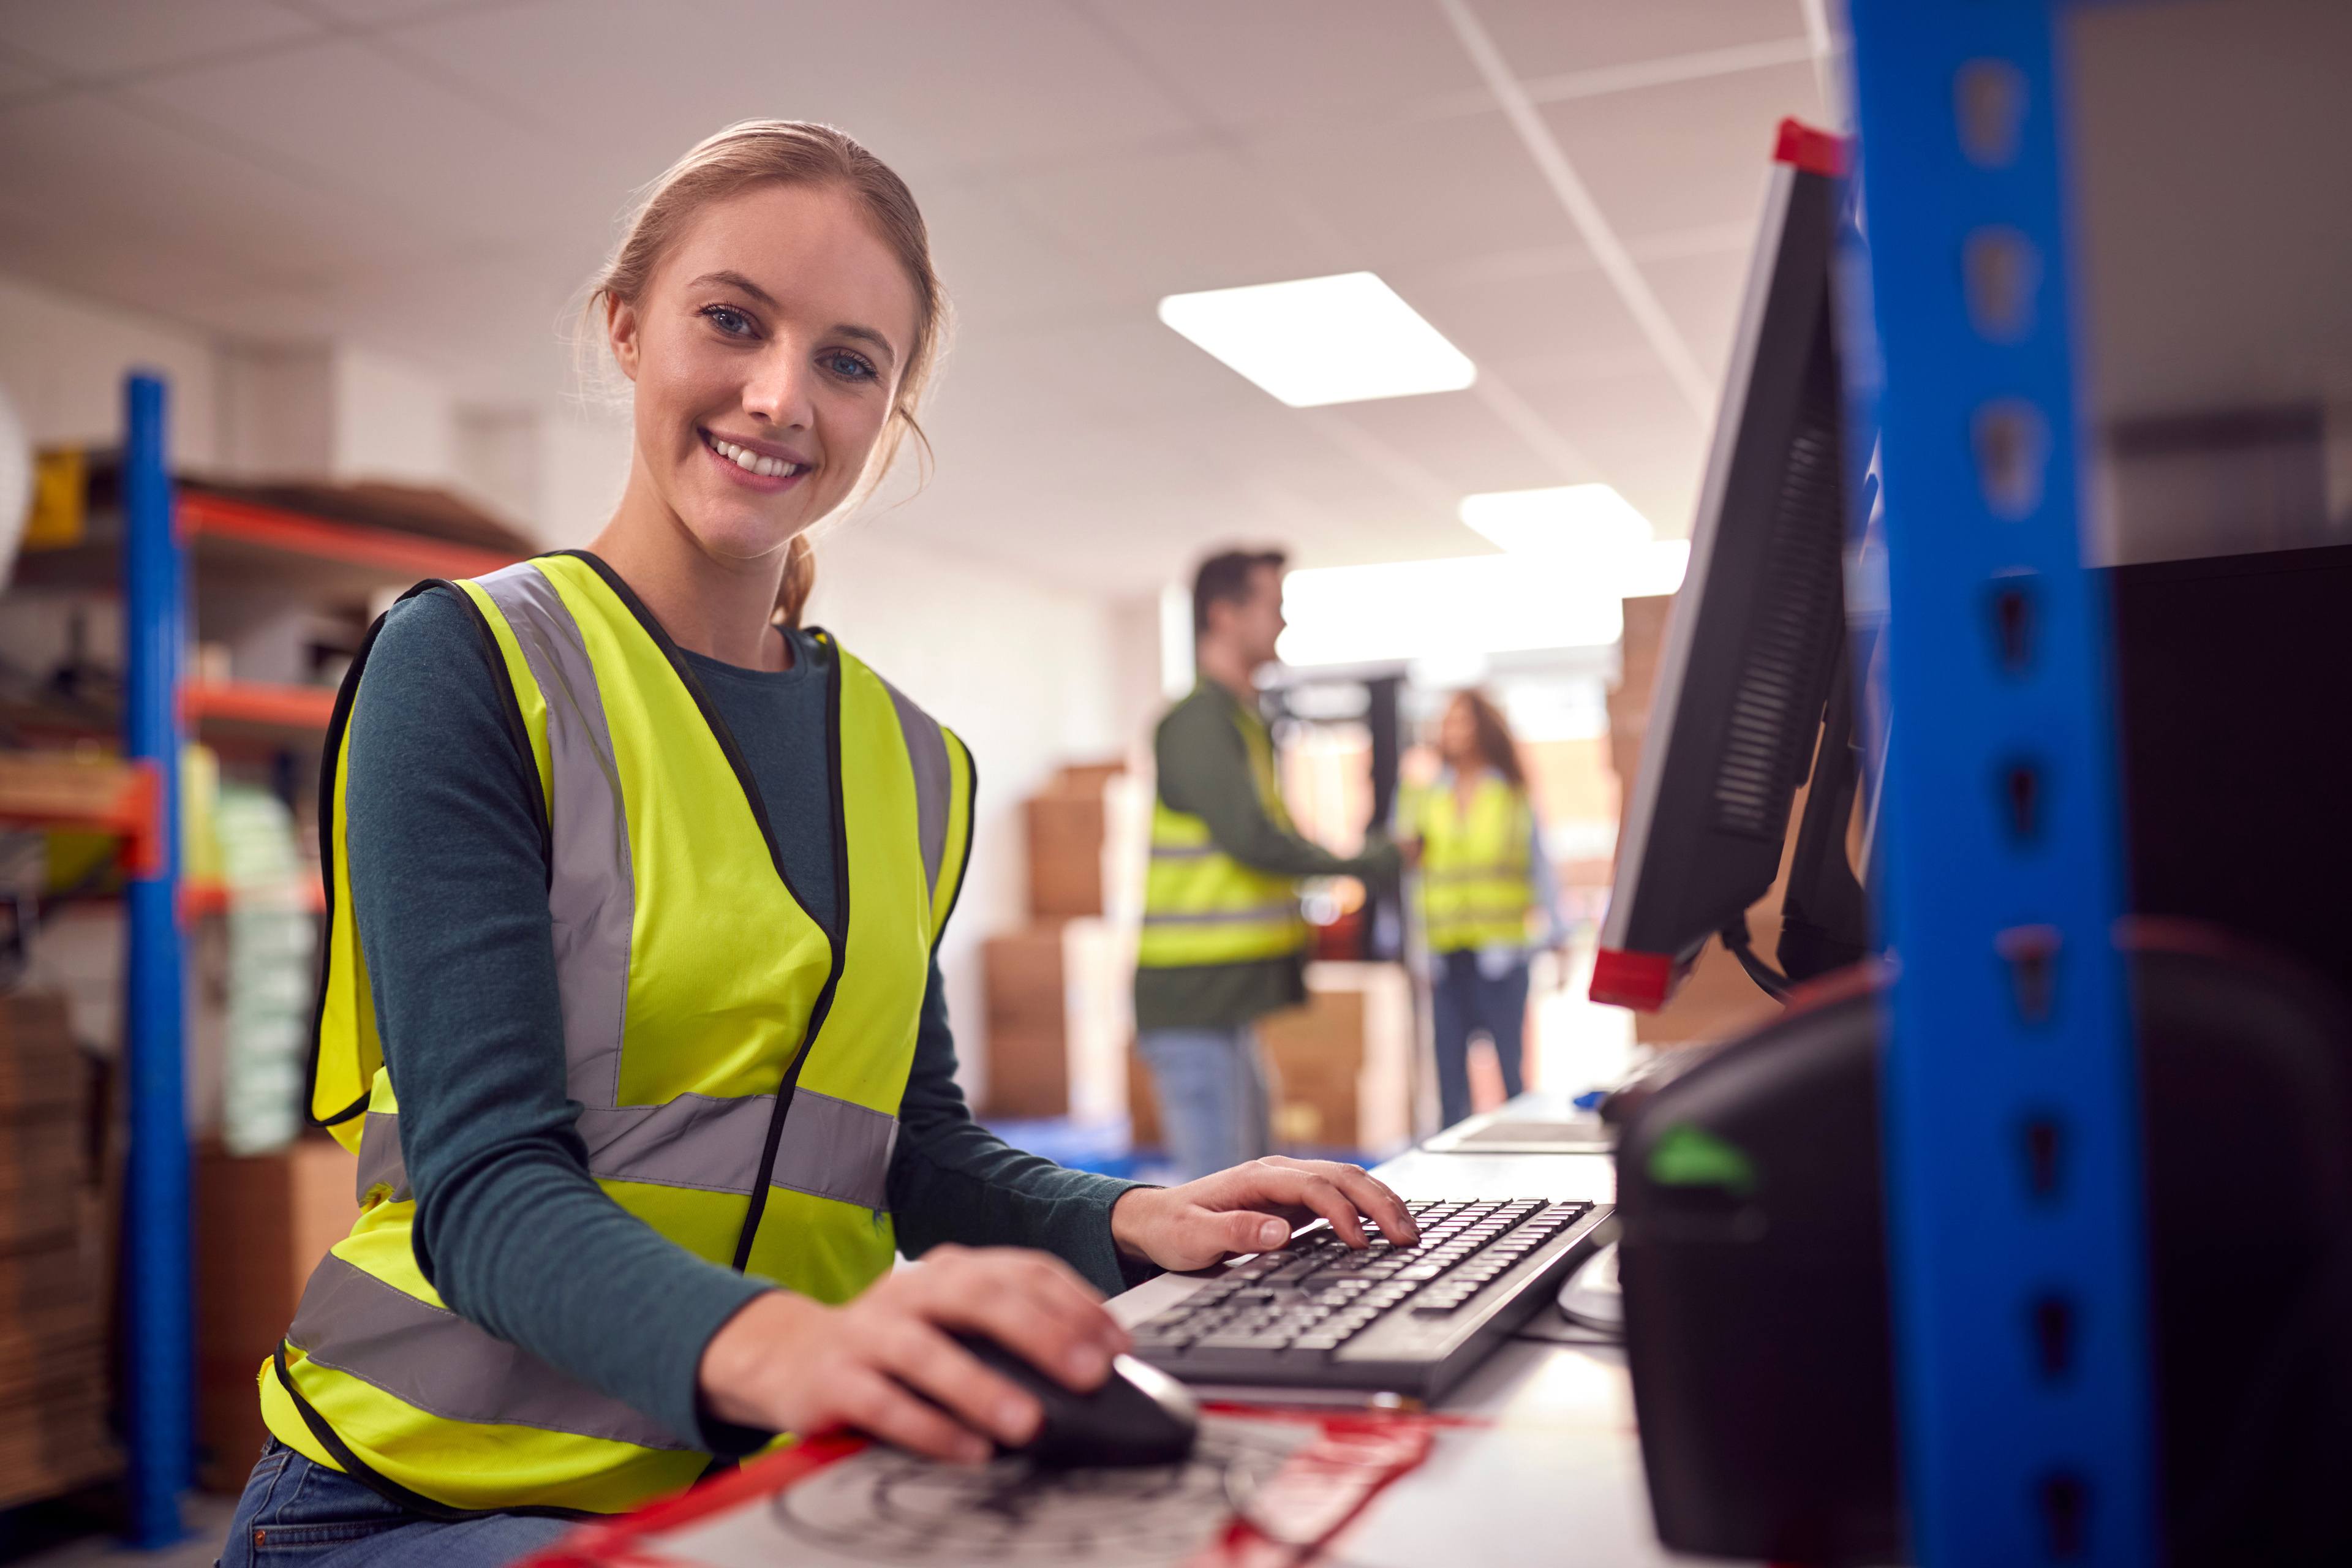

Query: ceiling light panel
[{"left": 1156, "top": 272, "right": 1477, "bottom": 407}]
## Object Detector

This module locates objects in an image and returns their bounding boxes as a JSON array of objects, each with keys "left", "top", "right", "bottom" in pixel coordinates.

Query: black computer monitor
[{"left": 1592, "top": 123, "right": 1854, "bottom": 1012}]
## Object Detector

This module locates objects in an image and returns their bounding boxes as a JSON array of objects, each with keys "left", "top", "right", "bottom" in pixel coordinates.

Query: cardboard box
[
  {"left": 1129, "top": 965, "right": 1413, "bottom": 1159},
  {"left": 194, "top": 1139, "right": 359, "bottom": 1491},
  {"left": 982, "top": 921, "right": 1131, "bottom": 1123},
  {"left": 1025, "top": 793, "right": 1107, "bottom": 919},
  {"left": 0, "top": 991, "right": 113, "bottom": 1508}
]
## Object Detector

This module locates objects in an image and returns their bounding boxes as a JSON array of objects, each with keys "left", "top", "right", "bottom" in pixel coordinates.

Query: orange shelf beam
[
  {"left": 181, "top": 682, "right": 337, "bottom": 732},
  {"left": 0, "top": 753, "right": 164, "bottom": 875},
  {"left": 180, "top": 492, "right": 517, "bottom": 582}
]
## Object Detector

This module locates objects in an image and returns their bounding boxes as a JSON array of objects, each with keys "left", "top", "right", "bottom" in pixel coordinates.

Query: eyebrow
[{"left": 690, "top": 270, "right": 899, "bottom": 369}]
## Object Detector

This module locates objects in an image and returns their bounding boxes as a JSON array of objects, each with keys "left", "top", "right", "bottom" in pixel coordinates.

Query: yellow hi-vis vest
[
  {"left": 262, "top": 551, "right": 974, "bottom": 1517},
  {"left": 1411, "top": 773, "right": 1537, "bottom": 953},
  {"left": 1137, "top": 688, "right": 1309, "bottom": 968}
]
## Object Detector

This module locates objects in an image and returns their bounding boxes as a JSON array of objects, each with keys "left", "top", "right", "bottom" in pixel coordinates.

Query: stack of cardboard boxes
[
  {"left": 981, "top": 763, "right": 1131, "bottom": 1124},
  {"left": 194, "top": 1140, "right": 355, "bottom": 1489},
  {"left": 0, "top": 992, "right": 115, "bottom": 1509}
]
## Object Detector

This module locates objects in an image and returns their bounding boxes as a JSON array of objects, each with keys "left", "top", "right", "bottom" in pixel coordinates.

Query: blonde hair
[{"left": 586, "top": 119, "right": 949, "bottom": 627}]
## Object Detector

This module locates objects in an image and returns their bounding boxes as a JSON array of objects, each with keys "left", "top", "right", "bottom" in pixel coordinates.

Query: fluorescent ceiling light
[
  {"left": 1459, "top": 483, "right": 1652, "bottom": 557},
  {"left": 1457, "top": 483, "right": 1689, "bottom": 598},
  {"left": 1158, "top": 272, "right": 1476, "bottom": 407},
  {"left": 1278, "top": 556, "right": 1623, "bottom": 668}
]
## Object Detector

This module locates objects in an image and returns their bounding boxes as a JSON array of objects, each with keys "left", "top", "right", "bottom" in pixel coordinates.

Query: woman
[
  {"left": 224, "top": 121, "right": 1416, "bottom": 1567},
  {"left": 1408, "top": 690, "right": 1568, "bottom": 1129}
]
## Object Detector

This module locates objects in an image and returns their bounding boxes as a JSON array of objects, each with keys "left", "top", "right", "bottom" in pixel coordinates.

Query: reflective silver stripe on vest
[
  {"left": 473, "top": 563, "right": 635, "bottom": 1112},
  {"left": 1140, "top": 902, "right": 1303, "bottom": 927},
  {"left": 355, "top": 1112, "right": 411, "bottom": 1205},
  {"left": 575, "top": 1087, "right": 896, "bottom": 1211},
  {"left": 287, "top": 1253, "right": 690, "bottom": 1450},
  {"left": 878, "top": 674, "right": 951, "bottom": 901},
  {"left": 1147, "top": 844, "right": 1220, "bottom": 861}
]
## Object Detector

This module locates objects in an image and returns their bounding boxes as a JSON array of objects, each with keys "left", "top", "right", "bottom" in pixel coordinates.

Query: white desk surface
[{"left": 1108, "top": 1099, "right": 1732, "bottom": 1567}]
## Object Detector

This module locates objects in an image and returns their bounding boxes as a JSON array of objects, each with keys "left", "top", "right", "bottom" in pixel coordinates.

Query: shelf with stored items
[{"left": 0, "top": 389, "right": 535, "bottom": 1545}]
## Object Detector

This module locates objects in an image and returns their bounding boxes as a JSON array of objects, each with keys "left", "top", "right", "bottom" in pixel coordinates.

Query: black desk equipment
[{"left": 1616, "top": 927, "right": 2352, "bottom": 1566}]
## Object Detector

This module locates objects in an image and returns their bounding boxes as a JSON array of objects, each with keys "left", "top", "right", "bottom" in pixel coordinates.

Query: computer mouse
[{"left": 951, "top": 1331, "right": 1200, "bottom": 1468}]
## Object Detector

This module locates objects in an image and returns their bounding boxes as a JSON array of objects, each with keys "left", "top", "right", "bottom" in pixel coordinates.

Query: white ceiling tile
[
  {"left": 0, "top": 51, "right": 55, "bottom": 102},
  {"left": 1539, "top": 61, "right": 1823, "bottom": 242},
  {"left": 1001, "top": 139, "right": 1341, "bottom": 299},
  {"left": 1469, "top": 0, "right": 1808, "bottom": 81},
  {"left": 1406, "top": 259, "right": 1653, "bottom": 385},
  {"left": 126, "top": 38, "right": 590, "bottom": 249},
  {"left": 1641, "top": 246, "right": 1753, "bottom": 386},
  {"left": 919, "top": 179, "right": 1126, "bottom": 330},
  {"left": 386, "top": 0, "right": 945, "bottom": 188},
  {"left": 1244, "top": 108, "right": 1581, "bottom": 274},
  {"left": 1080, "top": 0, "right": 1485, "bottom": 133},
  {"left": 0, "top": 92, "right": 439, "bottom": 294},
  {"left": 1333, "top": 388, "right": 1577, "bottom": 497},
  {"left": 0, "top": 0, "right": 321, "bottom": 79},
  {"left": 1519, "top": 368, "right": 1709, "bottom": 537},
  {"left": 298, "top": 0, "right": 520, "bottom": 21}
]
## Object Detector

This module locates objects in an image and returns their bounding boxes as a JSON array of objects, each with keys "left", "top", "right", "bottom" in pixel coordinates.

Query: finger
[
  {"left": 1319, "top": 1164, "right": 1419, "bottom": 1246},
  {"left": 1207, "top": 1207, "right": 1294, "bottom": 1261},
  {"left": 918, "top": 1255, "right": 1123, "bottom": 1390},
  {"left": 879, "top": 1320, "right": 1043, "bottom": 1449},
  {"left": 1267, "top": 1168, "right": 1367, "bottom": 1246},
  {"left": 832, "top": 1366, "right": 992, "bottom": 1465}
]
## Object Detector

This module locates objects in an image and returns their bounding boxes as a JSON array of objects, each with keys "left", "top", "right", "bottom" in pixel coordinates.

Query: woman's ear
[{"left": 605, "top": 295, "right": 642, "bottom": 383}]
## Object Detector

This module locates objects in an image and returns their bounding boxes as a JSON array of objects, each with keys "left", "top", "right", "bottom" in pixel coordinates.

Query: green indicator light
[{"left": 1648, "top": 1123, "right": 1759, "bottom": 1198}]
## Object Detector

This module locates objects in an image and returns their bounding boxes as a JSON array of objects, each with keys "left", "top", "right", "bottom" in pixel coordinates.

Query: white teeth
[{"left": 707, "top": 433, "right": 801, "bottom": 478}]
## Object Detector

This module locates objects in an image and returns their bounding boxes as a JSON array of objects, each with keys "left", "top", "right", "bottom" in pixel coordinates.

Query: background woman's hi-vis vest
[
  {"left": 1137, "top": 688, "right": 1309, "bottom": 968},
  {"left": 1411, "top": 774, "right": 1537, "bottom": 953},
  {"left": 262, "top": 551, "right": 974, "bottom": 1517}
]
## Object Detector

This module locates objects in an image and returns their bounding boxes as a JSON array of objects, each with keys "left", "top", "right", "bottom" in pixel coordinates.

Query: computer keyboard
[{"left": 1129, "top": 1196, "right": 1613, "bottom": 1403}]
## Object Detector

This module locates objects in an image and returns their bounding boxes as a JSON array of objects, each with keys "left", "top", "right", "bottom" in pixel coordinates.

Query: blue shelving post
[
  {"left": 121, "top": 371, "right": 190, "bottom": 1548},
  {"left": 1845, "top": 5, "right": 2157, "bottom": 1564}
]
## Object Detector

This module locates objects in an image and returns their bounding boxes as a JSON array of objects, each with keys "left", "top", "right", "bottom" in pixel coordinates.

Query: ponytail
[{"left": 774, "top": 532, "right": 816, "bottom": 630}]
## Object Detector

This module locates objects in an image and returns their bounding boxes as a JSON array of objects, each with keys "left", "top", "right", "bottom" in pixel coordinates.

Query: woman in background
[{"left": 1409, "top": 690, "right": 1568, "bottom": 1129}]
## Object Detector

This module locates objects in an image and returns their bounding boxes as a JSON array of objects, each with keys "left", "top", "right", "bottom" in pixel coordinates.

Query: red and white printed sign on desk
[{"left": 519, "top": 1408, "right": 1460, "bottom": 1568}]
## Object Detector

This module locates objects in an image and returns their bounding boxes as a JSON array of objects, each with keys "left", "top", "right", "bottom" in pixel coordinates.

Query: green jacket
[{"left": 1133, "top": 682, "right": 1399, "bottom": 1031}]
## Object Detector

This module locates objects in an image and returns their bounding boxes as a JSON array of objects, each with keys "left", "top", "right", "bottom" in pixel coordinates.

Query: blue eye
[
  {"left": 823, "top": 350, "right": 878, "bottom": 382},
  {"left": 701, "top": 304, "right": 755, "bottom": 337}
]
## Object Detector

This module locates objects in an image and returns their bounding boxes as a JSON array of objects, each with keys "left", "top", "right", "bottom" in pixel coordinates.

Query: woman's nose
[{"left": 741, "top": 347, "right": 815, "bottom": 429}]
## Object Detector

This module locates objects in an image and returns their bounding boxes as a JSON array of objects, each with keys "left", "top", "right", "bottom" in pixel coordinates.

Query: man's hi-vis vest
[
  {"left": 262, "top": 551, "right": 974, "bottom": 1517},
  {"left": 1411, "top": 774, "right": 1537, "bottom": 953},
  {"left": 1137, "top": 688, "right": 1309, "bottom": 969}
]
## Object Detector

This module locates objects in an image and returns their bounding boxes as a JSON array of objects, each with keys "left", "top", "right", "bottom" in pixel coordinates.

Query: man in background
[{"left": 1135, "top": 548, "right": 1401, "bottom": 1180}]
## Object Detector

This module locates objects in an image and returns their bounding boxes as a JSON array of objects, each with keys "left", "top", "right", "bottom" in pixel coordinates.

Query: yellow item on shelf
[{"left": 24, "top": 447, "right": 86, "bottom": 551}]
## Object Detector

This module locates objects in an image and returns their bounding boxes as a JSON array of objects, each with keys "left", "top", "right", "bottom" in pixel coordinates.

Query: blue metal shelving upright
[
  {"left": 121, "top": 371, "right": 190, "bottom": 1548},
  {"left": 1845, "top": 4, "right": 2156, "bottom": 1564}
]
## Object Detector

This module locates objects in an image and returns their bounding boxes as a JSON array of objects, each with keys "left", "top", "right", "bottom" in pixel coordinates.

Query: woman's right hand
[{"left": 695, "top": 1244, "right": 1131, "bottom": 1464}]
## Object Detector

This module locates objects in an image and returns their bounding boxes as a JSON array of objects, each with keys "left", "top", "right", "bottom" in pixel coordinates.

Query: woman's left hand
[{"left": 1109, "top": 1156, "right": 1421, "bottom": 1273}]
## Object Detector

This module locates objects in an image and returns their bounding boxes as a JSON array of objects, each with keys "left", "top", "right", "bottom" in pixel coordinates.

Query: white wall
[
  {"left": 807, "top": 524, "right": 1125, "bottom": 1104},
  {"left": 331, "top": 347, "right": 456, "bottom": 487},
  {"left": 0, "top": 274, "right": 221, "bottom": 468}
]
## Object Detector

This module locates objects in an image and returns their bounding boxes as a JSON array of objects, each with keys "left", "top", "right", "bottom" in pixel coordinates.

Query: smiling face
[{"left": 605, "top": 181, "right": 922, "bottom": 567}]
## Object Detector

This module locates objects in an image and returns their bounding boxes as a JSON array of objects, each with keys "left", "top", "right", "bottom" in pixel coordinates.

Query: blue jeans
[
  {"left": 1139, "top": 1023, "right": 1273, "bottom": 1181},
  {"left": 1431, "top": 948, "right": 1529, "bottom": 1129},
  {"left": 218, "top": 1439, "right": 572, "bottom": 1567}
]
